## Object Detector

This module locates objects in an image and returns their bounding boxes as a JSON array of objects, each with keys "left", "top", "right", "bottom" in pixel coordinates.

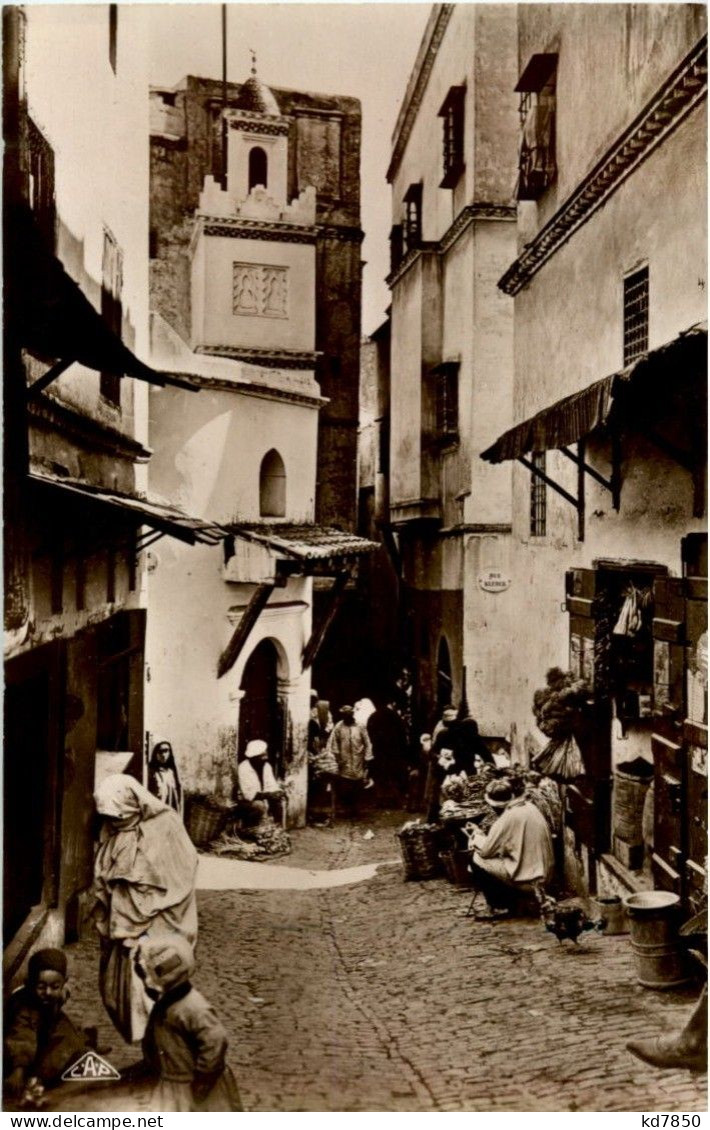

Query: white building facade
[
  {"left": 386, "top": 4, "right": 520, "bottom": 736},
  {"left": 482, "top": 5, "right": 707, "bottom": 907},
  {"left": 146, "top": 73, "right": 373, "bottom": 822}
]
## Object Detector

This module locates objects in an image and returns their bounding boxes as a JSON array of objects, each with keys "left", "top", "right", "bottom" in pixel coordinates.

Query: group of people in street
[
  {"left": 5, "top": 677, "right": 705, "bottom": 1109},
  {"left": 4, "top": 772, "right": 241, "bottom": 1112}
]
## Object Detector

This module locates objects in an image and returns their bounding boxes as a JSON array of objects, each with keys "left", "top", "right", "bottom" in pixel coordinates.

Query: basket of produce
[
  {"left": 184, "top": 793, "right": 232, "bottom": 847},
  {"left": 396, "top": 821, "right": 443, "bottom": 881}
]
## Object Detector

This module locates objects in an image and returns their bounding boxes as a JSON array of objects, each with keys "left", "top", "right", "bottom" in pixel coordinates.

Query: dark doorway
[
  {"left": 238, "top": 639, "right": 284, "bottom": 775},
  {"left": 436, "top": 636, "right": 453, "bottom": 714},
  {"left": 4, "top": 643, "right": 62, "bottom": 944}
]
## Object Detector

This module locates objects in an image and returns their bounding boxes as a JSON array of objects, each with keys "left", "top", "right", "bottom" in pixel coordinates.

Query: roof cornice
[
  {"left": 387, "top": 203, "right": 516, "bottom": 289},
  {"left": 387, "top": 5, "right": 455, "bottom": 184},
  {"left": 499, "top": 35, "right": 707, "bottom": 297}
]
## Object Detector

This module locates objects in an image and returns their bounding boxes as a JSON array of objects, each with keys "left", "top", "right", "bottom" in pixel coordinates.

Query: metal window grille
[
  {"left": 530, "top": 451, "right": 547, "bottom": 537},
  {"left": 403, "top": 185, "right": 422, "bottom": 254},
  {"left": 516, "top": 54, "right": 557, "bottom": 201},
  {"left": 436, "top": 364, "right": 459, "bottom": 439},
  {"left": 623, "top": 267, "right": 649, "bottom": 365},
  {"left": 439, "top": 87, "right": 465, "bottom": 188}
]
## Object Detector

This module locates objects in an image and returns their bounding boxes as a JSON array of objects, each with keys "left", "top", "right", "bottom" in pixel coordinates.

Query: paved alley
[{"left": 56, "top": 811, "right": 706, "bottom": 1114}]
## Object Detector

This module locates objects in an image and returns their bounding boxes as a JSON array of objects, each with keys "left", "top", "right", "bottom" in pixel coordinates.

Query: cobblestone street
[{"left": 58, "top": 810, "right": 706, "bottom": 1114}]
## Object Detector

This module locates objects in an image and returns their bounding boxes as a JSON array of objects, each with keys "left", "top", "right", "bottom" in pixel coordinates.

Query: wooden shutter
[
  {"left": 651, "top": 575, "right": 686, "bottom": 895},
  {"left": 652, "top": 576, "right": 685, "bottom": 718},
  {"left": 565, "top": 568, "right": 612, "bottom": 859},
  {"left": 682, "top": 534, "right": 708, "bottom": 912},
  {"left": 566, "top": 568, "right": 599, "bottom": 690},
  {"left": 651, "top": 730, "right": 684, "bottom": 895}
]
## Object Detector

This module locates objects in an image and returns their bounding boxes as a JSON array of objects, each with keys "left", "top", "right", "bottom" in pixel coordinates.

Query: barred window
[
  {"left": 530, "top": 451, "right": 547, "bottom": 537},
  {"left": 438, "top": 86, "right": 465, "bottom": 189},
  {"left": 403, "top": 183, "right": 422, "bottom": 255},
  {"left": 434, "top": 362, "right": 459, "bottom": 441},
  {"left": 515, "top": 54, "right": 557, "bottom": 201},
  {"left": 623, "top": 266, "right": 649, "bottom": 365}
]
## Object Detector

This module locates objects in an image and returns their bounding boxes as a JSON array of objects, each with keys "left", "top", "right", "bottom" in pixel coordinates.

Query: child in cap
[
  {"left": 136, "top": 936, "right": 243, "bottom": 1112},
  {"left": 3, "top": 948, "right": 89, "bottom": 1101}
]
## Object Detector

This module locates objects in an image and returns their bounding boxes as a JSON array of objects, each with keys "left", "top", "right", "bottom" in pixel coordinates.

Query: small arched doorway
[
  {"left": 238, "top": 639, "right": 285, "bottom": 775},
  {"left": 436, "top": 636, "right": 453, "bottom": 714},
  {"left": 248, "top": 146, "right": 268, "bottom": 191}
]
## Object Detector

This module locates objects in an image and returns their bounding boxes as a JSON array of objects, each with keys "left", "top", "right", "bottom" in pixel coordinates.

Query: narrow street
[{"left": 59, "top": 811, "right": 706, "bottom": 1114}]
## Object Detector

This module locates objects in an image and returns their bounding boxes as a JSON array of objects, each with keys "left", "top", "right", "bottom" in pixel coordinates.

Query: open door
[
  {"left": 564, "top": 568, "right": 613, "bottom": 877},
  {"left": 682, "top": 534, "right": 707, "bottom": 913}
]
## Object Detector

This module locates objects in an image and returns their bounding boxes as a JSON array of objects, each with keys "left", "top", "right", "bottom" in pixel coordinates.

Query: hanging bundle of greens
[{"left": 531, "top": 668, "right": 591, "bottom": 780}]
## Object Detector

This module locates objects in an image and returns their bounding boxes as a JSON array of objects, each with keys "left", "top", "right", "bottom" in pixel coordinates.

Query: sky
[{"left": 147, "top": 3, "right": 431, "bottom": 335}]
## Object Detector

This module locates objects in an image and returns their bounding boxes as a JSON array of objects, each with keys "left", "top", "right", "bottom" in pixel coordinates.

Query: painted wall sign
[{"left": 478, "top": 569, "right": 511, "bottom": 594}]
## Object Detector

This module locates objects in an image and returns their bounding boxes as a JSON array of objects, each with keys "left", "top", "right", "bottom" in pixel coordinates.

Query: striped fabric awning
[{"left": 481, "top": 322, "right": 706, "bottom": 464}]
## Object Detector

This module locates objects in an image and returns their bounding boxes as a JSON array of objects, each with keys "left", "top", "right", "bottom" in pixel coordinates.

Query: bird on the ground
[{"left": 539, "top": 896, "right": 605, "bottom": 945}]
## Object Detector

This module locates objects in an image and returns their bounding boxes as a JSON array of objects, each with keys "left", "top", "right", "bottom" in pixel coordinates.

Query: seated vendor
[
  {"left": 236, "top": 740, "right": 287, "bottom": 828},
  {"left": 4, "top": 949, "right": 89, "bottom": 1102},
  {"left": 469, "top": 779, "right": 554, "bottom": 920}
]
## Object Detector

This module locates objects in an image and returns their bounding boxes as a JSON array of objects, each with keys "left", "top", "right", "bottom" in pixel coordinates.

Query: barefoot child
[{"left": 136, "top": 936, "right": 243, "bottom": 1112}]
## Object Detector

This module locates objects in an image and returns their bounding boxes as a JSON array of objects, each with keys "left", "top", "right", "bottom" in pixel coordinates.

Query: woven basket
[
  {"left": 396, "top": 823, "right": 442, "bottom": 881},
  {"left": 185, "top": 795, "right": 230, "bottom": 847},
  {"left": 441, "top": 848, "right": 473, "bottom": 887}
]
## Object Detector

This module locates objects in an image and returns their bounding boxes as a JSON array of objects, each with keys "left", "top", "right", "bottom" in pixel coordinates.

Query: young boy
[
  {"left": 136, "top": 936, "right": 243, "bottom": 1112},
  {"left": 3, "top": 949, "right": 88, "bottom": 1100}
]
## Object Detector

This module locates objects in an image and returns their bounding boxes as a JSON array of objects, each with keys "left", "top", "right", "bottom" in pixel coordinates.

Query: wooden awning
[
  {"left": 29, "top": 471, "right": 225, "bottom": 546},
  {"left": 226, "top": 523, "right": 378, "bottom": 575},
  {"left": 480, "top": 323, "right": 707, "bottom": 538},
  {"left": 8, "top": 205, "right": 198, "bottom": 396}
]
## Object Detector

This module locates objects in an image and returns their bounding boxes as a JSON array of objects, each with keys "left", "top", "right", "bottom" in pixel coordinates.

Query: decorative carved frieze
[
  {"left": 499, "top": 36, "right": 707, "bottom": 296},
  {"left": 228, "top": 117, "right": 289, "bottom": 138},
  {"left": 232, "top": 262, "right": 289, "bottom": 319},
  {"left": 202, "top": 217, "right": 317, "bottom": 244}
]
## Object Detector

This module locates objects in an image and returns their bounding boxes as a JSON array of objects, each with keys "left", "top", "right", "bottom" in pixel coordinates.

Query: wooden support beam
[
  {"left": 135, "top": 529, "right": 166, "bottom": 553},
  {"left": 559, "top": 445, "right": 614, "bottom": 494},
  {"left": 27, "top": 358, "right": 74, "bottom": 398},
  {"left": 577, "top": 437, "right": 586, "bottom": 542},
  {"left": 302, "top": 570, "right": 350, "bottom": 670},
  {"left": 217, "top": 582, "right": 275, "bottom": 678},
  {"left": 518, "top": 455, "right": 578, "bottom": 510}
]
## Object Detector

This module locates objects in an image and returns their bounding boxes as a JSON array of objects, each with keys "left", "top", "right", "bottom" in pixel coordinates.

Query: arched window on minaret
[
  {"left": 248, "top": 146, "right": 268, "bottom": 191},
  {"left": 259, "top": 449, "right": 286, "bottom": 517}
]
